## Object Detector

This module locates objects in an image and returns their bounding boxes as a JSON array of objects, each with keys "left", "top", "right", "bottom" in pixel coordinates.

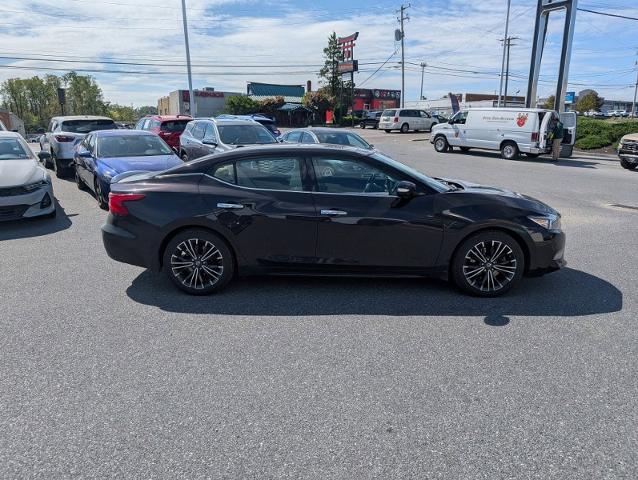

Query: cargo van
[{"left": 430, "top": 108, "right": 576, "bottom": 159}]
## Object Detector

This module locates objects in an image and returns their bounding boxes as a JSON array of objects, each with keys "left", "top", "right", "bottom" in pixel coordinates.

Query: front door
[
  {"left": 198, "top": 154, "right": 318, "bottom": 267},
  {"left": 309, "top": 154, "right": 444, "bottom": 270},
  {"left": 447, "top": 111, "right": 468, "bottom": 146}
]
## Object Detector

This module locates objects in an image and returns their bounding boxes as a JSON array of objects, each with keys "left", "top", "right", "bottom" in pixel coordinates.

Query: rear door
[{"left": 560, "top": 111, "right": 577, "bottom": 146}]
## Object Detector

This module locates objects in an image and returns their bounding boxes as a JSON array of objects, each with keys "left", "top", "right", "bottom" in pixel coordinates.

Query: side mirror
[
  {"left": 37, "top": 151, "right": 51, "bottom": 160},
  {"left": 77, "top": 149, "right": 92, "bottom": 158},
  {"left": 395, "top": 181, "right": 417, "bottom": 198}
]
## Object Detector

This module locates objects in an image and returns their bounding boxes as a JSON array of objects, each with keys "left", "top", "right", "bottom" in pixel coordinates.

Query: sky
[{"left": 0, "top": 0, "right": 637, "bottom": 108}]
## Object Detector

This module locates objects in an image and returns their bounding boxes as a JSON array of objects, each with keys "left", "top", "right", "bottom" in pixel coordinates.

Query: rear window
[
  {"left": 217, "top": 124, "right": 277, "bottom": 145},
  {"left": 61, "top": 119, "right": 116, "bottom": 133},
  {"left": 160, "top": 120, "right": 190, "bottom": 133},
  {"left": 382, "top": 110, "right": 396, "bottom": 117}
]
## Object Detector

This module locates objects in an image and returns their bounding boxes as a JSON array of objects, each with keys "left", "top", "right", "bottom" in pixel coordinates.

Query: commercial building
[
  {"left": 352, "top": 88, "right": 401, "bottom": 111},
  {"left": 157, "top": 88, "right": 243, "bottom": 117},
  {"left": 247, "top": 82, "right": 312, "bottom": 126},
  {"left": 0, "top": 108, "right": 25, "bottom": 136}
]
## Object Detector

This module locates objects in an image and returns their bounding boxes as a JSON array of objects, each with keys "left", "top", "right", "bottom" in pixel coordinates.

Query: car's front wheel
[
  {"left": 94, "top": 179, "right": 108, "bottom": 210},
  {"left": 433, "top": 135, "right": 449, "bottom": 153},
  {"left": 451, "top": 230, "right": 525, "bottom": 297},
  {"left": 163, "top": 229, "right": 235, "bottom": 295},
  {"left": 620, "top": 158, "right": 637, "bottom": 170},
  {"left": 181, "top": 151, "right": 189, "bottom": 162}
]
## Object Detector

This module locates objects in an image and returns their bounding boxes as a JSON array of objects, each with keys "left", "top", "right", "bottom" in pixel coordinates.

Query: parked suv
[
  {"left": 179, "top": 117, "right": 277, "bottom": 162},
  {"left": 618, "top": 133, "right": 638, "bottom": 170},
  {"left": 359, "top": 111, "right": 382, "bottom": 129},
  {"left": 378, "top": 109, "right": 438, "bottom": 133},
  {"left": 217, "top": 114, "right": 281, "bottom": 138},
  {"left": 39, "top": 116, "right": 116, "bottom": 177},
  {"left": 135, "top": 115, "right": 192, "bottom": 151}
]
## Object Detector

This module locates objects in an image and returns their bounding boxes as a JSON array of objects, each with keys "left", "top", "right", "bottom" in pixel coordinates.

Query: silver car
[
  {"left": 39, "top": 115, "right": 117, "bottom": 178},
  {"left": 0, "top": 131, "right": 56, "bottom": 221},
  {"left": 281, "top": 127, "right": 374, "bottom": 150}
]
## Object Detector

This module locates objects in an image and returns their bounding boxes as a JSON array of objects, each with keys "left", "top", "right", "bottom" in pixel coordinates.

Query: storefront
[{"left": 352, "top": 88, "right": 401, "bottom": 112}]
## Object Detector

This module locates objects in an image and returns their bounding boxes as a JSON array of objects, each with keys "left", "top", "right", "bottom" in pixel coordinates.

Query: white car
[
  {"left": 378, "top": 108, "right": 438, "bottom": 133},
  {"left": 39, "top": 115, "right": 117, "bottom": 178},
  {"left": 0, "top": 131, "right": 56, "bottom": 221}
]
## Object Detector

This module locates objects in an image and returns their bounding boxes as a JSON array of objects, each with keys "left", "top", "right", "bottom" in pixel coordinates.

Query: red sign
[
  {"left": 181, "top": 90, "right": 225, "bottom": 102},
  {"left": 337, "top": 32, "right": 359, "bottom": 60}
]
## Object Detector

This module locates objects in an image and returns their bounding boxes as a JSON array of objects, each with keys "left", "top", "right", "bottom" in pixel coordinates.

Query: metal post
[
  {"left": 503, "top": 37, "right": 517, "bottom": 107},
  {"left": 554, "top": 0, "right": 578, "bottom": 113},
  {"left": 420, "top": 62, "right": 426, "bottom": 100},
  {"left": 498, "top": 0, "right": 511, "bottom": 108},
  {"left": 631, "top": 61, "right": 637, "bottom": 117},
  {"left": 181, "top": 0, "right": 195, "bottom": 117},
  {"left": 398, "top": 4, "right": 410, "bottom": 109}
]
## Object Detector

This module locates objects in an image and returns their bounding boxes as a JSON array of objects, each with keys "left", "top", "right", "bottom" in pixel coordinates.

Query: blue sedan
[{"left": 73, "top": 130, "right": 182, "bottom": 209}]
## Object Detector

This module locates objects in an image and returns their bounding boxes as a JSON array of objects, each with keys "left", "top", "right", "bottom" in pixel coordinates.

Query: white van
[
  {"left": 430, "top": 108, "right": 576, "bottom": 159},
  {"left": 378, "top": 108, "right": 439, "bottom": 133}
]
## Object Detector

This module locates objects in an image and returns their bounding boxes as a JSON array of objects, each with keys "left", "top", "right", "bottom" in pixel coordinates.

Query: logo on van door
[{"left": 516, "top": 113, "right": 529, "bottom": 127}]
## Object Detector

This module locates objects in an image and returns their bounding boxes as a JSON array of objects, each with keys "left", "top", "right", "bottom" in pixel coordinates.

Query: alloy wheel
[
  {"left": 462, "top": 240, "right": 517, "bottom": 293},
  {"left": 170, "top": 238, "right": 224, "bottom": 290}
]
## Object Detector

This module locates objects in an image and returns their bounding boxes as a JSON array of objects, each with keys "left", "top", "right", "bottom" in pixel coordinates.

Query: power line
[
  {"left": 577, "top": 7, "right": 638, "bottom": 21},
  {"left": 357, "top": 52, "right": 397, "bottom": 87}
]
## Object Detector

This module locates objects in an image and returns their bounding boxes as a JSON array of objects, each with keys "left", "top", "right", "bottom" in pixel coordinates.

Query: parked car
[
  {"left": 178, "top": 117, "right": 277, "bottom": 162},
  {"left": 102, "top": 144, "right": 565, "bottom": 297},
  {"left": 281, "top": 127, "right": 373, "bottom": 150},
  {"left": 218, "top": 114, "right": 281, "bottom": 138},
  {"left": 618, "top": 133, "right": 638, "bottom": 170},
  {"left": 0, "top": 131, "right": 56, "bottom": 221},
  {"left": 134, "top": 115, "right": 192, "bottom": 151},
  {"left": 431, "top": 113, "right": 449, "bottom": 124},
  {"left": 38, "top": 116, "right": 117, "bottom": 178},
  {"left": 430, "top": 108, "right": 577, "bottom": 160},
  {"left": 359, "top": 111, "right": 382, "bottom": 129},
  {"left": 73, "top": 130, "right": 182, "bottom": 209},
  {"left": 378, "top": 108, "right": 439, "bottom": 133}
]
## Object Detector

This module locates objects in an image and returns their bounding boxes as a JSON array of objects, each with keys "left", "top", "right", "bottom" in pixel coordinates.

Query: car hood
[
  {"left": 0, "top": 159, "right": 45, "bottom": 187},
  {"left": 99, "top": 154, "right": 182, "bottom": 173},
  {"left": 436, "top": 177, "right": 558, "bottom": 215},
  {"left": 621, "top": 133, "right": 638, "bottom": 142}
]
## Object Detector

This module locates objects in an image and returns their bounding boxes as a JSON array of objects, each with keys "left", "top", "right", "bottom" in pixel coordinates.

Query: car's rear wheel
[
  {"left": 52, "top": 154, "right": 65, "bottom": 178},
  {"left": 620, "top": 158, "right": 637, "bottom": 170},
  {"left": 163, "top": 229, "right": 234, "bottom": 295},
  {"left": 434, "top": 135, "right": 449, "bottom": 153},
  {"left": 360, "top": 123, "right": 366, "bottom": 129},
  {"left": 451, "top": 231, "right": 525, "bottom": 297},
  {"left": 501, "top": 141, "right": 519, "bottom": 160},
  {"left": 95, "top": 179, "right": 108, "bottom": 210},
  {"left": 400, "top": 123, "right": 409, "bottom": 133}
]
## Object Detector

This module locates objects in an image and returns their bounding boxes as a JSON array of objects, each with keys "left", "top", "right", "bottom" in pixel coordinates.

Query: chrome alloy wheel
[
  {"left": 462, "top": 240, "right": 517, "bottom": 293},
  {"left": 170, "top": 238, "right": 224, "bottom": 290}
]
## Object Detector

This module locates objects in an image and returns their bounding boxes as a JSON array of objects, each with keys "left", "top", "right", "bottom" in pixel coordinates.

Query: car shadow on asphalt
[
  {"left": 453, "top": 150, "right": 601, "bottom": 169},
  {"left": 126, "top": 267, "right": 622, "bottom": 320},
  {"left": 0, "top": 198, "right": 73, "bottom": 241}
]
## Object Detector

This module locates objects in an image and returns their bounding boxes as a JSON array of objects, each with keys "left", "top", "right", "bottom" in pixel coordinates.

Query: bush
[
  {"left": 575, "top": 117, "right": 638, "bottom": 149},
  {"left": 575, "top": 135, "right": 610, "bottom": 150},
  {"left": 338, "top": 115, "right": 355, "bottom": 127}
]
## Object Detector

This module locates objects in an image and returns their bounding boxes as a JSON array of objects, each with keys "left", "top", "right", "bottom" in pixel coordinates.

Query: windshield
[
  {"left": 0, "top": 137, "right": 33, "bottom": 160},
  {"left": 160, "top": 120, "right": 190, "bottom": 133},
  {"left": 371, "top": 152, "right": 450, "bottom": 193},
  {"left": 61, "top": 119, "right": 116, "bottom": 134},
  {"left": 217, "top": 124, "right": 277, "bottom": 145},
  {"left": 97, "top": 134, "right": 174, "bottom": 158}
]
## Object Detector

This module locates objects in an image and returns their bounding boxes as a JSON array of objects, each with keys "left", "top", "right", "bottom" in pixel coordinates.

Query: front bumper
[
  {"left": 527, "top": 229, "right": 566, "bottom": 276},
  {"left": 0, "top": 184, "right": 55, "bottom": 221},
  {"left": 618, "top": 150, "right": 638, "bottom": 163}
]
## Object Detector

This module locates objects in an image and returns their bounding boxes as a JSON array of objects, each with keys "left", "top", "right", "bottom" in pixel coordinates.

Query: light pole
[
  {"left": 181, "top": 0, "right": 195, "bottom": 117},
  {"left": 420, "top": 62, "right": 426, "bottom": 100},
  {"left": 497, "top": 0, "right": 511, "bottom": 108},
  {"left": 632, "top": 60, "right": 638, "bottom": 117}
]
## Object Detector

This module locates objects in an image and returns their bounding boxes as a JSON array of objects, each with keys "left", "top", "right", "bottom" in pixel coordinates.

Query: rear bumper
[
  {"left": 378, "top": 122, "right": 399, "bottom": 130},
  {"left": 102, "top": 222, "right": 158, "bottom": 271},
  {"left": 527, "top": 229, "right": 566, "bottom": 276}
]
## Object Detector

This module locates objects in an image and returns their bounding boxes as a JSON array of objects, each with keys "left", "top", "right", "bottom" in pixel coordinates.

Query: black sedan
[
  {"left": 360, "top": 111, "right": 382, "bottom": 129},
  {"left": 102, "top": 145, "right": 565, "bottom": 297}
]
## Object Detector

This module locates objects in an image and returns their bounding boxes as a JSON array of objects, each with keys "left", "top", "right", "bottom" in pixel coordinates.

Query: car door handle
[
  {"left": 320, "top": 209, "right": 347, "bottom": 216},
  {"left": 217, "top": 202, "right": 244, "bottom": 209}
]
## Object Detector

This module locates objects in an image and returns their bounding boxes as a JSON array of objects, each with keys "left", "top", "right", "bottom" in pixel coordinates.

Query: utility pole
[
  {"left": 498, "top": 0, "right": 512, "bottom": 108},
  {"left": 632, "top": 59, "right": 638, "bottom": 117},
  {"left": 397, "top": 4, "right": 410, "bottom": 108},
  {"left": 502, "top": 36, "right": 518, "bottom": 107},
  {"left": 419, "top": 62, "right": 426, "bottom": 100},
  {"left": 181, "top": 0, "right": 195, "bottom": 117}
]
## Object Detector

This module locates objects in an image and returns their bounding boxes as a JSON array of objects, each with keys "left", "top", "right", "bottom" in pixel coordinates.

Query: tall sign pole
[
  {"left": 181, "top": 0, "right": 195, "bottom": 116},
  {"left": 632, "top": 59, "right": 638, "bottom": 117},
  {"left": 397, "top": 4, "right": 410, "bottom": 108},
  {"left": 497, "top": 0, "right": 512, "bottom": 108},
  {"left": 337, "top": 32, "right": 359, "bottom": 123}
]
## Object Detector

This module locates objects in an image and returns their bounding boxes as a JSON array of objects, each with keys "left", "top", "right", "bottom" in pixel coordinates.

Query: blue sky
[{"left": 0, "top": 0, "right": 636, "bottom": 107}]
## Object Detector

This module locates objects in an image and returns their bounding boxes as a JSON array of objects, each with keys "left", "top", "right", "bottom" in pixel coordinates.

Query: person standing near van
[{"left": 551, "top": 119, "right": 564, "bottom": 161}]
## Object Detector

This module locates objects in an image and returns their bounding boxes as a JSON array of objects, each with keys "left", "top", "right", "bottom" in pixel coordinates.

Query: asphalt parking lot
[{"left": 1, "top": 132, "right": 637, "bottom": 478}]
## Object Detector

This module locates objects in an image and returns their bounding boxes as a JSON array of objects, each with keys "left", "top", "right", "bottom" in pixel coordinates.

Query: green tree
[
  {"left": 63, "top": 71, "right": 107, "bottom": 115},
  {"left": 136, "top": 105, "right": 158, "bottom": 117},
  {"left": 224, "top": 95, "right": 261, "bottom": 114},
  {"left": 303, "top": 89, "right": 334, "bottom": 123},
  {"left": 576, "top": 91, "right": 603, "bottom": 113},
  {"left": 107, "top": 103, "right": 137, "bottom": 122},
  {"left": 542, "top": 95, "right": 555, "bottom": 110},
  {"left": 319, "top": 32, "right": 344, "bottom": 100}
]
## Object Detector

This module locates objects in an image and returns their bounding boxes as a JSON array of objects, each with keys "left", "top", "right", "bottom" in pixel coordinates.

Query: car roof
[
  {"left": 0, "top": 131, "right": 23, "bottom": 139},
  {"left": 193, "top": 117, "right": 260, "bottom": 126},
  {"left": 147, "top": 115, "right": 192, "bottom": 121},
  {"left": 92, "top": 129, "right": 156, "bottom": 137},
  {"left": 52, "top": 115, "right": 114, "bottom": 121},
  {"left": 305, "top": 127, "right": 359, "bottom": 134}
]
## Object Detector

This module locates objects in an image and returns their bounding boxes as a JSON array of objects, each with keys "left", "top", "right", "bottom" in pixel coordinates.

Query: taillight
[
  {"left": 109, "top": 193, "right": 145, "bottom": 216},
  {"left": 393, "top": 117, "right": 399, "bottom": 123},
  {"left": 531, "top": 132, "right": 539, "bottom": 142},
  {"left": 55, "top": 135, "right": 75, "bottom": 142}
]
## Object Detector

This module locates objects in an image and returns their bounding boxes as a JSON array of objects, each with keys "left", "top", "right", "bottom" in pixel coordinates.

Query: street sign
[{"left": 565, "top": 91, "right": 575, "bottom": 104}]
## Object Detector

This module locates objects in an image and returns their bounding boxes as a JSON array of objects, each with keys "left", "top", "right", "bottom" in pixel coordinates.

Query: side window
[
  {"left": 300, "top": 132, "right": 315, "bottom": 144},
  {"left": 311, "top": 156, "right": 403, "bottom": 195},
  {"left": 183, "top": 122, "right": 194, "bottom": 135},
  {"left": 285, "top": 131, "right": 302, "bottom": 143},
  {"left": 87, "top": 134, "right": 96, "bottom": 153},
  {"left": 345, "top": 133, "right": 369, "bottom": 149},
  {"left": 203, "top": 123, "right": 217, "bottom": 142},
  {"left": 192, "top": 122, "right": 206, "bottom": 140},
  {"left": 150, "top": 119, "right": 161, "bottom": 129},
  {"left": 420, "top": 111, "right": 430, "bottom": 118},
  {"left": 235, "top": 156, "right": 303, "bottom": 191},
  {"left": 452, "top": 112, "right": 468, "bottom": 124},
  {"left": 210, "top": 162, "right": 235, "bottom": 184}
]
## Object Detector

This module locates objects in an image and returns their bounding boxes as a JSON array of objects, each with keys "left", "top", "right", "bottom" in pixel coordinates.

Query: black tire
[
  {"left": 360, "top": 123, "right": 366, "bottom": 129},
  {"left": 620, "top": 158, "right": 637, "bottom": 170},
  {"left": 53, "top": 155, "right": 66, "bottom": 178},
  {"left": 163, "top": 229, "right": 235, "bottom": 295},
  {"left": 384, "top": 129, "right": 391, "bottom": 133},
  {"left": 460, "top": 147, "right": 471, "bottom": 152},
  {"left": 181, "top": 151, "right": 189, "bottom": 162},
  {"left": 75, "top": 166, "right": 87, "bottom": 190},
  {"left": 451, "top": 230, "right": 525, "bottom": 297},
  {"left": 95, "top": 179, "right": 108, "bottom": 210},
  {"left": 501, "top": 141, "right": 519, "bottom": 160},
  {"left": 525, "top": 153, "right": 540, "bottom": 158},
  {"left": 373, "top": 124, "right": 378, "bottom": 129},
  {"left": 433, "top": 135, "right": 449, "bottom": 153},
  {"left": 400, "top": 123, "right": 409, "bottom": 133}
]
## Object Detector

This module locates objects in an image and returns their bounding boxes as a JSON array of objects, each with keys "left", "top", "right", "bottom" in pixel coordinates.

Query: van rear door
[
  {"left": 560, "top": 111, "right": 577, "bottom": 146},
  {"left": 538, "top": 112, "right": 554, "bottom": 150}
]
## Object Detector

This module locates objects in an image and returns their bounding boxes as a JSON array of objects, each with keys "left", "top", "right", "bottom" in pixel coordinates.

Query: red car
[{"left": 135, "top": 115, "right": 192, "bottom": 151}]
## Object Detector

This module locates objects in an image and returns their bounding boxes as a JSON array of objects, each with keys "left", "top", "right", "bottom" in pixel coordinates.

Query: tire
[
  {"left": 360, "top": 123, "right": 366, "bottom": 129},
  {"left": 75, "top": 166, "right": 87, "bottom": 190},
  {"left": 53, "top": 155, "right": 66, "bottom": 178},
  {"left": 433, "top": 135, "right": 449, "bottom": 153},
  {"left": 620, "top": 158, "right": 637, "bottom": 170},
  {"left": 400, "top": 123, "right": 409, "bottom": 133},
  {"left": 384, "top": 129, "right": 392, "bottom": 133},
  {"left": 163, "top": 229, "right": 235, "bottom": 295},
  {"left": 460, "top": 147, "right": 471, "bottom": 152},
  {"left": 501, "top": 141, "right": 519, "bottom": 160},
  {"left": 451, "top": 230, "right": 525, "bottom": 297},
  {"left": 525, "top": 153, "right": 540, "bottom": 158},
  {"left": 95, "top": 179, "right": 108, "bottom": 210},
  {"left": 181, "top": 151, "right": 189, "bottom": 162}
]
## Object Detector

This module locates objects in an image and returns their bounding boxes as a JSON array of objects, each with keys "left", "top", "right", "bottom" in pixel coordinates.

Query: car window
[
  {"left": 217, "top": 124, "right": 277, "bottom": 145},
  {"left": 87, "top": 134, "right": 96, "bottom": 153},
  {"left": 345, "top": 133, "right": 371, "bottom": 149},
  {"left": 420, "top": 111, "right": 430, "bottom": 118},
  {"left": 285, "top": 131, "right": 302, "bottom": 143},
  {"left": 300, "top": 132, "right": 315, "bottom": 144},
  {"left": 235, "top": 156, "right": 303, "bottom": 191},
  {"left": 149, "top": 119, "right": 161, "bottom": 129},
  {"left": 61, "top": 119, "right": 116, "bottom": 133},
  {"left": 161, "top": 120, "right": 190, "bottom": 133},
  {"left": 210, "top": 162, "right": 235, "bottom": 184},
  {"left": 452, "top": 111, "right": 468, "bottom": 124},
  {"left": 203, "top": 123, "right": 217, "bottom": 142},
  {"left": 192, "top": 122, "right": 206, "bottom": 140},
  {"left": 382, "top": 109, "right": 396, "bottom": 117},
  {"left": 314, "top": 131, "right": 351, "bottom": 146},
  {"left": 311, "top": 156, "right": 403, "bottom": 195},
  {"left": 0, "top": 137, "right": 32, "bottom": 160}
]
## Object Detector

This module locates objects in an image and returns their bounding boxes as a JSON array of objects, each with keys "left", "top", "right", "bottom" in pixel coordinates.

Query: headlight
[
  {"left": 23, "top": 180, "right": 48, "bottom": 192},
  {"left": 528, "top": 214, "right": 561, "bottom": 230}
]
